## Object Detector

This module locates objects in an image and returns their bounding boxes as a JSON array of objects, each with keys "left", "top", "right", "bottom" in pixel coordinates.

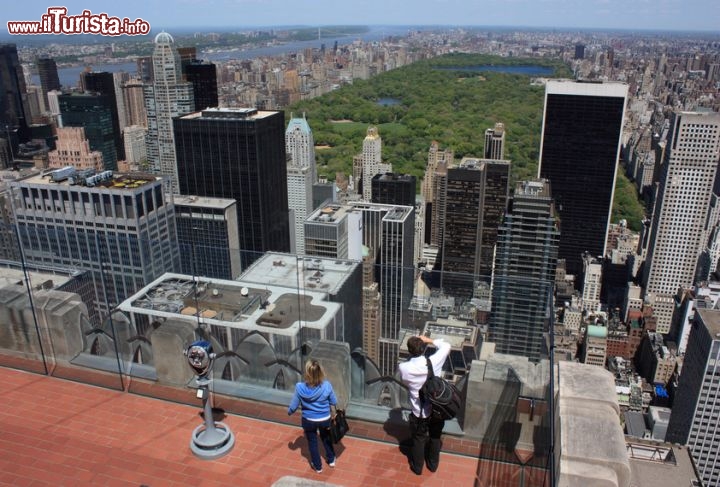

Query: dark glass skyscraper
[
  {"left": 59, "top": 93, "right": 118, "bottom": 171},
  {"left": 174, "top": 108, "right": 290, "bottom": 269},
  {"left": 184, "top": 60, "right": 219, "bottom": 111},
  {"left": 574, "top": 44, "right": 585, "bottom": 60},
  {"left": 37, "top": 57, "right": 60, "bottom": 110},
  {"left": 371, "top": 173, "right": 416, "bottom": 207},
  {"left": 538, "top": 80, "right": 627, "bottom": 280},
  {"left": 439, "top": 158, "right": 510, "bottom": 298},
  {"left": 80, "top": 71, "right": 125, "bottom": 160},
  {"left": 0, "top": 44, "right": 28, "bottom": 144},
  {"left": 490, "top": 179, "right": 559, "bottom": 362}
]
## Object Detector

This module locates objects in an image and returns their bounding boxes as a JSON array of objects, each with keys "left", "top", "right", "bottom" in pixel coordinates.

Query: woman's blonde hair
[{"left": 304, "top": 359, "right": 325, "bottom": 387}]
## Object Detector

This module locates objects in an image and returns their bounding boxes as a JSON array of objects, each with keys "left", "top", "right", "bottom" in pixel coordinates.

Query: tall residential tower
[
  {"left": 642, "top": 111, "right": 720, "bottom": 333},
  {"left": 144, "top": 32, "right": 194, "bottom": 192},
  {"left": 484, "top": 122, "right": 506, "bottom": 160},
  {"left": 286, "top": 115, "right": 316, "bottom": 255}
]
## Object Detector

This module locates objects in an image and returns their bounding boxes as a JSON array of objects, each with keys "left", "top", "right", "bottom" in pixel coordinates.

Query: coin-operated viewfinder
[
  {"left": 185, "top": 340, "right": 214, "bottom": 378},
  {"left": 183, "top": 339, "right": 234, "bottom": 459}
]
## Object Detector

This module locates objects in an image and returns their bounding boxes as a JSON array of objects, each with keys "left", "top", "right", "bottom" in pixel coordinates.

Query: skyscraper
[
  {"left": 174, "top": 108, "right": 290, "bottom": 269},
  {"left": 286, "top": 115, "right": 316, "bottom": 255},
  {"left": 490, "top": 179, "right": 559, "bottom": 362},
  {"left": 0, "top": 44, "right": 28, "bottom": 145},
  {"left": 371, "top": 173, "right": 416, "bottom": 207},
  {"left": 122, "top": 79, "right": 147, "bottom": 128},
  {"left": 174, "top": 195, "right": 241, "bottom": 280},
  {"left": 36, "top": 57, "right": 60, "bottom": 112},
  {"left": 59, "top": 93, "right": 118, "bottom": 171},
  {"left": 10, "top": 170, "right": 179, "bottom": 316},
  {"left": 112, "top": 72, "right": 129, "bottom": 133},
  {"left": 666, "top": 308, "right": 720, "bottom": 486},
  {"left": 304, "top": 203, "right": 357, "bottom": 259},
  {"left": 538, "top": 80, "right": 627, "bottom": 280},
  {"left": 422, "top": 141, "right": 453, "bottom": 245},
  {"left": 484, "top": 122, "right": 505, "bottom": 160},
  {"left": 361, "top": 246, "right": 382, "bottom": 366},
  {"left": 185, "top": 60, "right": 219, "bottom": 111},
  {"left": 439, "top": 158, "right": 510, "bottom": 298},
  {"left": 123, "top": 125, "right": 147, "bottom": 165},
  {"left": 136, "top": 56, "right": 153, "bottom": 83},
  {"left": 642, "top": 111, "right": 720, "bottom": 333},
  {"left": 429, "top": 157, "right": 449, "bottom": 248},
  {"left": 176, "top": 47, "right": 197, "bottom": 74},
  {"left": 319, "top": 201, "right": 413, "bottom": 375},
  {"left": 574, "top": 44, "right": 585, "bottom": 60},
  {"left": 81, "top": 71, "right": 125, "bottom": 161},
  {"left": 360, "top": 126, "right": 391, "bottom": 201},
  {"left": 144, "top": 32, "right": 194, "bottom": 192},
  {"left": 48, "top": 127, "right": 103, "bottom": 171},
  {"left": 377, "top": 205, "right": 414, "bottom": 376}
]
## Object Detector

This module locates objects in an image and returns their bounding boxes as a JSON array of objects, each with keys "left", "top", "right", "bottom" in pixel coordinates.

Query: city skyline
[
  {"left": 1, "top": 6, "right": 720, "bottom": 484},
  {"left": 3, "top": 0, "right": 720, "bottom": 34}
]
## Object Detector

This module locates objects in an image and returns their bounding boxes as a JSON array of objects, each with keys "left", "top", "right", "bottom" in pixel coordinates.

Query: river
[{"left": 34, "top": 26, "right": 413, "bottom": 87}]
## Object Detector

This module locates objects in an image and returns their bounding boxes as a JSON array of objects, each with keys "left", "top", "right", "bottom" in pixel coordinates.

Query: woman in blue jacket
[{"left": 288, "top": 359, "right": 337, "bottom": 473}]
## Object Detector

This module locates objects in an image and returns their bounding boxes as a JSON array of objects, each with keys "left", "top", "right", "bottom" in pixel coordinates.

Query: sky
[{"left": 3, "top": 0, "right": 720, "bottom": 33}]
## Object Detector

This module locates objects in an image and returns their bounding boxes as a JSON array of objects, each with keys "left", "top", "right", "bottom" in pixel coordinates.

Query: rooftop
[
  {"left": 307, "top": 203, "right": 352, "bottom": 224},
  {"left": 241, "top": 253, "right": 358, "bottom": 295},
  {"left": 697, "top": 308, "right": 720, "bottom": 338},
  {"left": 174, "top": 194, "right": 236, "bottom": 210},
  {"left": 546, "top": 78, "right": 629, "bottom": 98},
  {"left": 286, "top": 116, "right": 312, "bottom": 134},
  {"left": 627, "top": 439, "right": 699, "bottom": 487},
  {"left": 0, "top": 265, "right": 75, "bottom": 290},
  {"left": 458, "top": 157, "right": 511, "bottom": 170},
  {"left": 0, "top": 366, "right": 477, "bottom": 487},
  {"left": 400, "top": 317, "right": 478, "bottom": 350},
  {"left": 18, "top": 169, "right": 159, "bottom": 191},
  {"left": 118, "top": 273, "right": 339, "bottom": 335},
  {"left": 180, "top": 107, "right": 278, "bottom": 120}
]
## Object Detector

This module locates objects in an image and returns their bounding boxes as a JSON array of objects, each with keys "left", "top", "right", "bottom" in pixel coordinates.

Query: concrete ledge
[{"left": 556, "top": 361, "right": 630, "bottom": 487}]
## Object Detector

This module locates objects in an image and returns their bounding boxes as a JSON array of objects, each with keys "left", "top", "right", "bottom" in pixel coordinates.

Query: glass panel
[{"left": 2, "top": 216, "right": 556, "bottom": 486}]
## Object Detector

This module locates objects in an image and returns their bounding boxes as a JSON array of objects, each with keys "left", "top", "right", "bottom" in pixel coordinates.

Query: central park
[{"left": 288, "top": 53, "right": 645, "bottom": 231}]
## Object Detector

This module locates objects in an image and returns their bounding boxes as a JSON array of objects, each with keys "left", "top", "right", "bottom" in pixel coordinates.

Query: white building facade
[
  {"left": 144, "top": 32, "right": 194, "bottom": 192},
  {"left": 286, "top": 116, "right": 316, "bottom": 255},
  {"left": 643, "top": 111, "right": 720, "bottom": 333}
]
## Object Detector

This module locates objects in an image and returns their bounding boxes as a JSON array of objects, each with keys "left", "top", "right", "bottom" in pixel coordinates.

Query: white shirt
[{"left": 398, "top": 339, "right": 451, "bottom": 418}]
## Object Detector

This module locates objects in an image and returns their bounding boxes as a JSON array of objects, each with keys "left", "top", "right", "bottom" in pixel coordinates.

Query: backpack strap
[
  {"left": 421, "top": 358, "right": 435, "bottom": 417},
  {"left": 425, "top": 357, "right": 435, "bottom": 378}
]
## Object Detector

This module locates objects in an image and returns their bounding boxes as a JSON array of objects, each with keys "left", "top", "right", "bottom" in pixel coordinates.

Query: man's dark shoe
[
  {"left": 409, "top": 462, "right": 423, "bottom": 475},
  {"left": 426, "top": 460, "right": 438, "bottom": 472}
]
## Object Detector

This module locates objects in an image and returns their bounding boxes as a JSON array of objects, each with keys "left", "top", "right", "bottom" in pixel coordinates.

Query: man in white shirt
[{"left": 398, "top": 334, "right": 451, "bottom": 475}]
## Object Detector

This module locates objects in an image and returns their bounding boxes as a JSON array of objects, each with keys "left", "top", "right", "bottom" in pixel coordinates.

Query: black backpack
[{"left": 419, "top": 358, "right": 462, "bottom": 420}]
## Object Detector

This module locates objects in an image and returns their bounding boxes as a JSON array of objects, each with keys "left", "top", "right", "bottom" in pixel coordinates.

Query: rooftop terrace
[{"left": 0, "top": 366, "right": 477, "bottom": 487}]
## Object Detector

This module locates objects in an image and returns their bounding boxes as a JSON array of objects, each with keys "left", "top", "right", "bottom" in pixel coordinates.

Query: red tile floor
[{"left": 0, "top": 366, "right": 479, "bottom": 486}]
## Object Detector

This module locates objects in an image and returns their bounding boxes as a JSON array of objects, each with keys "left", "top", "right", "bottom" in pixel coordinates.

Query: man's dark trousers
[{"left": 408, "top": 413, "right": 445, "bottom": 473}]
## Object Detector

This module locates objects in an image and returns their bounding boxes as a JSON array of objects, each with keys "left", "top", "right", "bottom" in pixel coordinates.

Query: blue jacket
[{"left": 288, "top": 380, "right": 337, "bottom": 421}]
